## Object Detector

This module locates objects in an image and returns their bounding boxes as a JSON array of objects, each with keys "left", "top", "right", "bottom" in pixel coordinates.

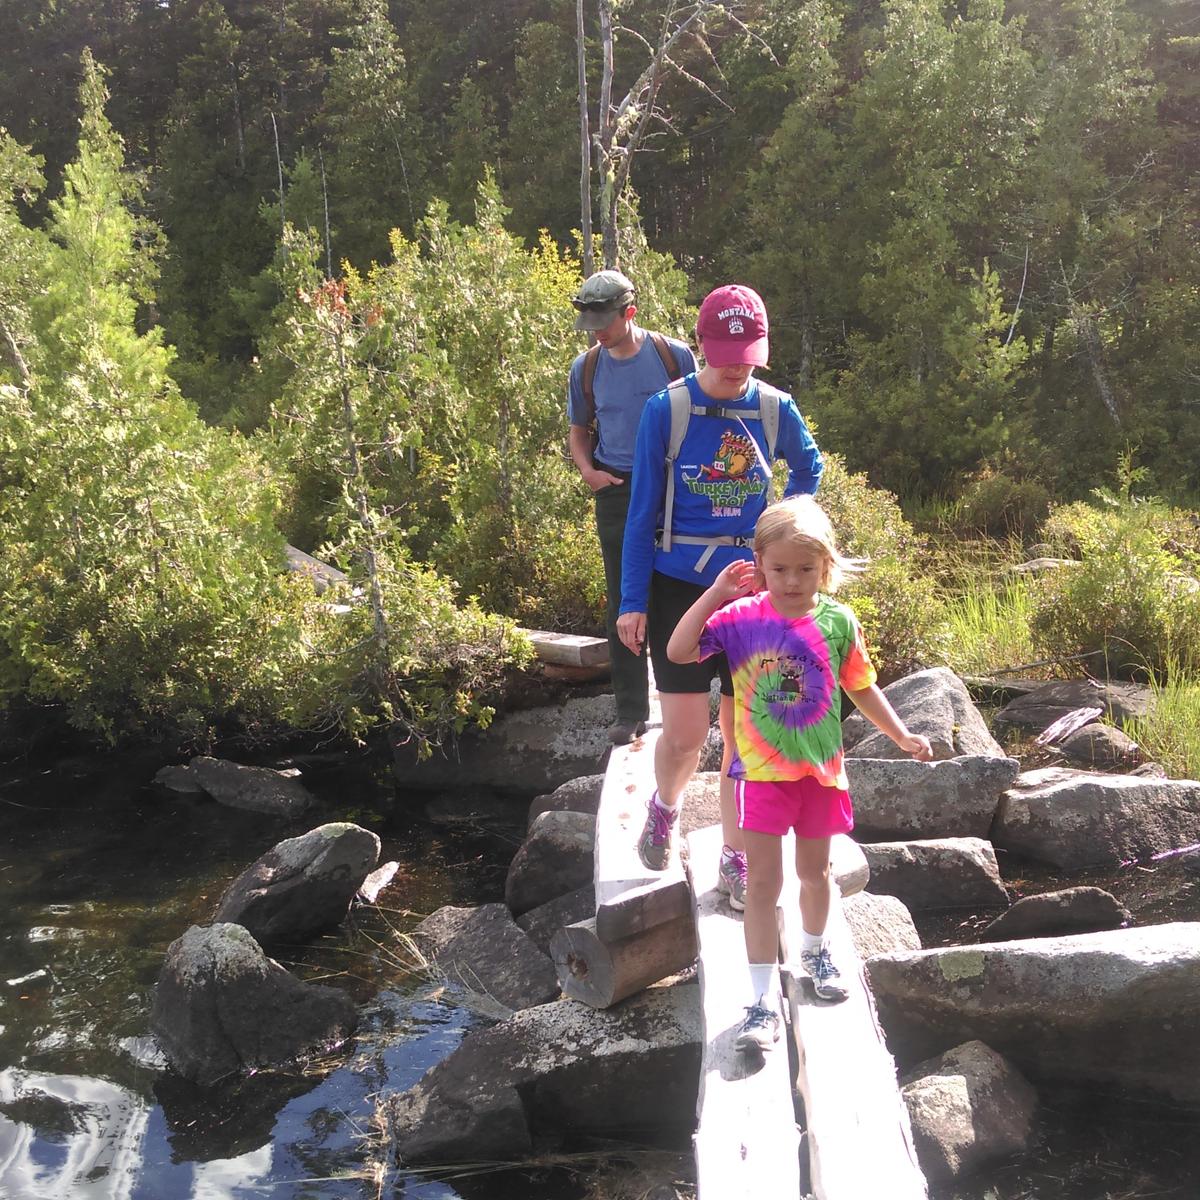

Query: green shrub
[
  {"left": 1030, "top": 501, "right": 1200, "bottom": 679},
  {"left": 954, "top": 466, "right": 1051, "bottom": 538}
]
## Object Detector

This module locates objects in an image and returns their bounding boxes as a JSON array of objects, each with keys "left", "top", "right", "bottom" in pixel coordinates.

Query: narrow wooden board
[
  {"left": 688, "top": 824, "right": 801, "bottom": 1200},
  {"left": 593, "top": 724, "right": 684, "bottom": 907},
  {"left": 778, "top": 850, "right": 927, "bottom": 1200},
  {"left": 521, "top": 628, "right": 610, "bottom": 668}
]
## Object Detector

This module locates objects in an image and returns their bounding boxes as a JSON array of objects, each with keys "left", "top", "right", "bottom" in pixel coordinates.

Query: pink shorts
[{"left": 735, "top": 776, "right": 854, "bottom": 839}]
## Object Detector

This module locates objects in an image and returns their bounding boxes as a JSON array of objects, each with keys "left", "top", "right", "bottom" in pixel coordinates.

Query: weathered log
[
  {"left": 551, "top": 914, "right": 696, "bottom": 1009},
  {"left": 595, "top": 877, "right": 691, "bottom": 942},
  {"left": 522, "top": 629, "right": 609, "bottom": 668}
]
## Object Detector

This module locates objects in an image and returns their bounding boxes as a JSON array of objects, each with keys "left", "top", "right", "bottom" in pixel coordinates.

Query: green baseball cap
[{"left": 572, "top": 269, "right": 635, "bottom": 331}]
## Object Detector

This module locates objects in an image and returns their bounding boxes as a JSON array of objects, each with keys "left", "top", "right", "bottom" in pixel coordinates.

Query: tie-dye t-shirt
[{"left": 698, "top": 592, "right": 877, "bottom": 788}]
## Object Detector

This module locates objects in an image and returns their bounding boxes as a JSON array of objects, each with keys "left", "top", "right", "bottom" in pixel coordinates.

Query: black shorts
[{"left": 648, "top": 570, "right": 734, "bottom": 696}]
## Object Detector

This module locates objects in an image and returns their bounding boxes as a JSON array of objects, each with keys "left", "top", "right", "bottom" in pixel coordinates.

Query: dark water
[{"left": 0, "top": 751, "right": 578, "bottom": 1200}]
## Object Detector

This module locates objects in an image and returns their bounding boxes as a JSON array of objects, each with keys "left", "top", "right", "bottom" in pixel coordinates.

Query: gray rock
[
  {"left": 982, "top": 887, "right": 1131, "bottom": 941},
  {"left": 213, "top": 823, "right": 380, "bottom": 943},
  {"left": 504, "top": 810, "right": 596, "bottom": 916},
  {"left": 861, "top": 839, "right": 1009, "bottom": 910},
  {"left": 381, "top": 985, "right": 700, "bottom": 1164},
  {"left": 412, "top": 905, "right": 475, "bottom": 956},
  {"left": 356, "top": 860, "right": 400, "bottom": 905},
  {"left": 432, "top": 903, "right": 561, "bottom": 1012},
  {"left": 515, "top": 885, "right": 596, "bottom": 954},
  {"left": 527, "top": 775, "right": 605, "bottom": 827},
  {"left": 1059, "top": 723, "right": 1139, "bottom": 767},
  {"left": 993, "top": 679, "right": 1151, "bottom": 735},
  {"left": 844, "top": 668, "right": 1005, "bottom": 760},
  {"left": 392, "top": 694, "right": 617, "bottom": 794},
  {"left": 1008, "top": 557, "right": 1080, "bottom": 575},
  {"left": 843, "top": 892, "right": 921, "bottom": 959},
  {"left": 846, "top": 756, "right": 1020, "bottom": 840},
  {"left": 697, "top": 724, "right": 724, "bottom": 773},
  {"left": 188, "top": 756, "right": 316, "bottom": 817},
  {"left": 1130, "top": 761, "right": 1167, "bottom": 778},
  {"left": 153, "top": 764, "right": 206, "bottom": 797},
  {"left": 901, "top": 1040, "right": 1037, "bottom": 1183},
  {"left": 151, "top": 923, "right": 356, "bottom": 1085},
  {"left": 994, "top": 767, "right": 1200, "bottom": 869},
  {"left": 867, "top": 923, "right": 1200, "bottom": 1103}
]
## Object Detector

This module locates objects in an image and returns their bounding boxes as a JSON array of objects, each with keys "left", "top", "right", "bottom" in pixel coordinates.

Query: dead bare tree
[{"left": 579, "top": 0, "right": 739, "bottom": 270}]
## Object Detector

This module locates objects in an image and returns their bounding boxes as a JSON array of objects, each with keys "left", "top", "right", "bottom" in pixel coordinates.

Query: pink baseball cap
[{"left": 696, "top": 284, "right": 769, "bottom": 367}]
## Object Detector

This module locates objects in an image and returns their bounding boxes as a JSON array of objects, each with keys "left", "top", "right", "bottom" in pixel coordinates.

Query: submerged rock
[
  {"left": 151, "top": 923, "right": 357, "bottom": 1085},
  {"left": 213, "top": 822, "right": 380, "bottom": 943},
  {"left": 188, "top": 756, "right": 316, "bottom": 817}
]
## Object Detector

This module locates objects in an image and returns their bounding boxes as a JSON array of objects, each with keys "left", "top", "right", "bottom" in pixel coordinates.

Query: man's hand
[
  {"left": 617, "top": 611, "right": 646, "bottom": 654},
  {"left": 583, "top": 465, "right": 624, "bottom": 492}
]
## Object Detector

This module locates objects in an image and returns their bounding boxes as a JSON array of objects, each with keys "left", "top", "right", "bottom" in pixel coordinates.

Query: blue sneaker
[
  {"left": 735, "top": 1002, "right": 781, "bottom": 1053},
  {"left": 801, "top": 945, "right": 849, "bottom": 1003},
  {"left": 637, "top": 795, "right": 677, "bottom": 870}
]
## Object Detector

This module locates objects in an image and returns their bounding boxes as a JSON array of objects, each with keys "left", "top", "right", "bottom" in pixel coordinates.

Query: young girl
[{"left": 666, "top": 495, "right": 932, "bottom": 1052}]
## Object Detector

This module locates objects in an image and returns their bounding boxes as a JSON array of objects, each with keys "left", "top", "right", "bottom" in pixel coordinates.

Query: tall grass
[
  {"left": 1124, "top": 664, "right": 1200, "bottom": 780},
  {"left": 942, "top": 576, "right": 1041, "bottom": 678}
]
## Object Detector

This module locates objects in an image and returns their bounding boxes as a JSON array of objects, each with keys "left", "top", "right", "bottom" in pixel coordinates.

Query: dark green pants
[{"left": 595, "top": 479, "right": 649, "bottom": 725}]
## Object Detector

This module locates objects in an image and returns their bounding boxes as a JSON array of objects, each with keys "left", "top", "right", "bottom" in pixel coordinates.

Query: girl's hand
[
  {"left": 897, "top": 733, "right": 934, "bottom": 762},
  {"left": 709, "top": 559, "right": 758, "bottom": 605}
]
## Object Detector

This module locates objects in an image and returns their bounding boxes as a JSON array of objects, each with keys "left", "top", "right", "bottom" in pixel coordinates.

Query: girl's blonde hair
[{"left": 753, "top": 495, "right": 864, "bottom": 594}]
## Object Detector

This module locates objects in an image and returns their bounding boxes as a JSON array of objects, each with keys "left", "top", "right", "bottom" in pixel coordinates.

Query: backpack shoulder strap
[
  {"left": 580, "top": 343, "right": 602, "bottom": 431},
  {"left": 661, "top": 381, "right": 692, "bottom": 553},
  {"left": 649, "top": 331, "right": 679, "bottom": 381},
  {"left": 755, "top": 381, "right": 783, "bottom": 460}
]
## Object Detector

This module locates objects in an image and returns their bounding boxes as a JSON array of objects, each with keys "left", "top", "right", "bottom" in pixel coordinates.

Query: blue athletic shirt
[
  {"left": 618, "top": 373, "right": 823, "bottom": 614},
  {"left": 566, "top": 332, "right": 697, "bottom": 472}
]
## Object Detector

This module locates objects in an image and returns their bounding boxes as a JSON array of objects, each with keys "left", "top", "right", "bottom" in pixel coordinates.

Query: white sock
[
  {"left": 654, "top": 792, "right": 678, "bottom": 814},
  {"left": 721, "top": 843, "right": 740, "bottom": 862},
  {"left": 801, "top": 929, "right": 826, "bottom": 954},
  {"left": 748, "top": 963, "right": 779, "bottom": 1008}
]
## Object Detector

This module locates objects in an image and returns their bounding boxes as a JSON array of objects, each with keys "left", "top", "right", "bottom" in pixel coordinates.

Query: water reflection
[{"left": 0, "top": 1069, "right": 149, "bottom": 1200}]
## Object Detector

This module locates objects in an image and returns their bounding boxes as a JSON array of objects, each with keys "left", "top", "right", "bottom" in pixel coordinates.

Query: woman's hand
[{"left": 617, "top": 611, "right": 646, "bottom": 654}]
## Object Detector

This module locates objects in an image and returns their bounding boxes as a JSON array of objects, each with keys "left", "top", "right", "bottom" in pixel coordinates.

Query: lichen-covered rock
[
  {"left": 982, "top": 887, "right": 1131, "bottom": 941},
  {"left": 151, "top": 923, "right": 356, "bottom": 1085},
  {"left": 861, "top": 838, "right": 1009, "bottom": 910},
  {"left": 843, "top": 892, "right": 921, "bottom": 959},
  {"left": 504, "top": 810, "right": 595, "bottom": 916},
  {"left": 213, "top": 823, "right": 380, "bottom": 943}
]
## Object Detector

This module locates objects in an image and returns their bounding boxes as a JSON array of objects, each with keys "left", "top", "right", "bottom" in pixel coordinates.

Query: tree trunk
[
  {"left": 551, "top": 914, "right": 696, "bottom": 1009},
  {"left": 577, "top": 0, "right": 593, "bottom": 278}
]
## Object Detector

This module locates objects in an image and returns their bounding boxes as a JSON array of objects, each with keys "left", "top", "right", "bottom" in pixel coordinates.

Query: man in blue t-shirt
[{"left": 567, "top": 270, "right": 697, "bottom": 744}]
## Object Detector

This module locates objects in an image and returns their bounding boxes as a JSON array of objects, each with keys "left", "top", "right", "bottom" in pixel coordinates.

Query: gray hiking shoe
[
  {"left": 734, "top": 1002, "right": 781, "bottom": 1053},
  {"left": 801, "top": 945, "right": 849, "bottom": 1003},
  {"left": 717, "top": 850, "right": 748, "bottom": 912},
  {"left": 637, "top": 795, "right": 678, "bottom": 871}
]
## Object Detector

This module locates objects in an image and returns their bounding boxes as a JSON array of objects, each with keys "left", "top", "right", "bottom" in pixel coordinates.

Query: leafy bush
[
  {"left": 954, "top": 466, "right": 1051, "bottom": 538},
  {"left": 816, "top": 455, "right": 948, "bottom": 680},
  {"left": 1030, "top": 496, "right": 1200, "bottom": 679}
]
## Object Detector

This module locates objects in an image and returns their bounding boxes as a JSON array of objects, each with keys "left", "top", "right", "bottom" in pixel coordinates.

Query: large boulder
[
  {"left": 392, "top": 694, "right": 617, "bottom": 794},
  {"left": 151, "top": 924, "right": 357, "bottom": 1085},
  {"left": 188, "top": 756, "right": 315, "bottom": 817},
  {"left": 379, "top": 984, "right": 700, "bottom": 1164},
  {"left": 867, "top": 924, "right": 1200, "bottom": 1103},
  {"left": 504, "top": 810, "right": 596, "bottom": 916},
  {"left": 842, "top": 891, "right": 921, "bottom": 959},
  {"left": 994, "top": 767, "right": 1200, "bottom": 869},
  {"left": 981, "top": 887, "right": 1131, "bottom": 941},
  {"left": 527, "top": 775, "right": 606, "bottom": 826},
  {"left": 213, "top": 823, "right": 380, "bottom": 943},
  {"left": 860, "top": 839, "right": 1009, "bottom": 910},
  {"left": 515, "top": 884, "right": 596, "bottom": 954},
  {"left": 901, "top": 1040, "right": 1037, "bottom": 1183},
  {"left": 844, "top": 668, "right": 1005, "bottom": 760},
  {"left": 421, "top": 903, "right": 561, "bottom": 1013},
  {"left": 846, "top": 756, "right": 1020, "bottom": 840},
  {"left": 993, "top": 679, "right": 1151, "bottom": 735},
  {"left": 1058, "top": 723, "right": 1140, "bottom": 768}
]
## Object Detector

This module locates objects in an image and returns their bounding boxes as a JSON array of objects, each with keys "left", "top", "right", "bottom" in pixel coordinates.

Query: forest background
[{"left": 0, "top": 0, "right": 1198, "bottom": 760}]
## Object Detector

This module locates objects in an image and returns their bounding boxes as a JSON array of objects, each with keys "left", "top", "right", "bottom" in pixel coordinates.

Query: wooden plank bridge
[{"left": 550, "top": 660, "right": 927, "bottom": 1199}]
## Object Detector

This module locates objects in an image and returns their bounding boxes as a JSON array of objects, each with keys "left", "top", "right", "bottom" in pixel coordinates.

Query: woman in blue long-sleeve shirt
[{"left": 615, "top": 283, "right": 823, "bottom": 907}]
